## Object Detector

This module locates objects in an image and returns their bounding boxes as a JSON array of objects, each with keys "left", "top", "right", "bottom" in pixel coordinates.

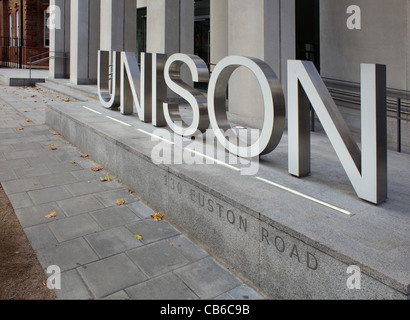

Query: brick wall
[{"left": 0, "top": 0, "right": 50, "bottom": 67}]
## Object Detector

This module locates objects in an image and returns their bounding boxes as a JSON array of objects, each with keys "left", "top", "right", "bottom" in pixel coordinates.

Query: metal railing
[
  {"left": 323, "top": 77, "right": 410, "bottom": 153},
  {"left": 0, "top": 37, "right": 24, "bottom": 68},
  {"left": 28, "top": 51, "right": 68, "bottom": 79}
]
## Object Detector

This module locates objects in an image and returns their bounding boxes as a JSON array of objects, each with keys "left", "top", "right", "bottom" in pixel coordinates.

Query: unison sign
[{"left": 97, "top": 50, "right": 387, "bottom": 205}]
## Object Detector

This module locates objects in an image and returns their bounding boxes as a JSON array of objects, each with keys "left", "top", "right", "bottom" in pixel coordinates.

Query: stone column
[
  {"left": 100, "top": 0, "right": 136, "bottom": 53},
  {"left": 210, "top": 0, "right": 228, "bottom": 70},
  {"left": 227, "top": 0, "right": 295, "bottom": 128},
  {"left": 146, "top": 0, "right": 194, "bottom": 55},
  {"left": 49, "top": 0, "right": 70, "bottom": 79},
  {"left": 70, "top": 0, "right": 100, "bottom": 85}
]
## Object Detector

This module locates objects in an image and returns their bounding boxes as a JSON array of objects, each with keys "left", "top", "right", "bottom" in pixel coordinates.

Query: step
[{"left": 37, "top": 79, "right": 99, "bottom": 102}]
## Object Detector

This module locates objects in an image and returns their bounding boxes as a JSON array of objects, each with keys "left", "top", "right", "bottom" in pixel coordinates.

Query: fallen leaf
[
  {"left": 128, "top": 189, "right": 134, "bottom": 194},
  {"left": 45, "top": 210, "right": 58, "bottom": 219},
  {"left": 151, "top": 213, "right": 164, "bottom": 222},
  {"left": 63, "top": 98, "right": 70, "bottom": 102},
  {"left": 100, "top": 177, "right": 111, "bottom": 182},
  {"left": 24, "top": 110, "right": 30, "bottom": 112},
  {"left": 51, "top": 146, "right": 57, "bottom": 150},
  {"left": 48, "top": 144, "right": 54, "bottom": 147},
  {"left": 116, "top": 199, "right": 125, "bottom": 206},
  {"left": 81, "top": 154, "right": 89, "bottom": 158},
  {"left": 25, "top": 119, "right": 32, "bottom": 122},
  {"left": 91, "top": 167, "right": 104, "bottom": 172},
  {"left": 16, "top": 128, "right": 24, "bottom": 131},
  {"left": 71, "top": 161, "right": 77, "bottom": 164},
  {"left": 169, "top": 243, "right": 175, "bottom": 246},
  {"left": 134, "top": 234, "right": 143, "bottom": 240},
  {"left": 55, "top": 95, "right": 60, "bottom": 98}
]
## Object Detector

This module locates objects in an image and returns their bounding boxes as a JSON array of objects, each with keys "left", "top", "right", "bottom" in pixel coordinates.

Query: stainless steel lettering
[
  {"left": 288, "top": 61, "right": 387, "bottom": 204},
  {"left": 98, "top": 51, "right": 388, "bottom": 205},
  {"left": 208, "top": 56, "right": 286, "bottom": 158},
  {"left": 163, "top": 53, "right": 210, "bottom": 137},
  {"left": 97, "top": 50, "right": 121, "bottom": 109}
]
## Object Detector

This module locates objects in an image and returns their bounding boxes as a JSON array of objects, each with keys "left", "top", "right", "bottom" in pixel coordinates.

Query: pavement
[{"left": 0, "top": 74, "right": 264, "bottom": 300}]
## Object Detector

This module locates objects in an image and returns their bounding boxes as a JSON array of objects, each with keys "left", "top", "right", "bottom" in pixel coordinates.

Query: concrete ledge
[
  {"left": 45, "top": 101, "right": 410, "bottom": 300},
  {"left": 0, "top": 69, "right": 48, "bottom": 87},
  {"left": 8, "top": 78, "right": 45, "bottom": 87}
]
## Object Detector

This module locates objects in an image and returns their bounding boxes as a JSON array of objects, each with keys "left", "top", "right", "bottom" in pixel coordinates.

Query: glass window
[
  {"left": 16, "top": 11, "right": 20, "bottom": 46},
  {"left": 9, "top": 13, "right": 13, "bottom": 46},
  {"left": 194, "top": 0, "right": 210, "bottom": 66},
  {"left": 136, "top": 7, "right": 147, "bottom": 64},
  {"left": 44, "top": 10, "right": 50, "bottom": 48}
]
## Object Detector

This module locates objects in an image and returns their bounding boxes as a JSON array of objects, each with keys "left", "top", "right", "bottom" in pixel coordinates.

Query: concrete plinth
[{"left": 44, "top": 96, "right": 410, "bottom": 300}]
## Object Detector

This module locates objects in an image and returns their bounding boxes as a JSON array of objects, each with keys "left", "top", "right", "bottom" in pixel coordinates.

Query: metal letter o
[{"left": 207, "top": 56, "right": 286, "bottom": 158}]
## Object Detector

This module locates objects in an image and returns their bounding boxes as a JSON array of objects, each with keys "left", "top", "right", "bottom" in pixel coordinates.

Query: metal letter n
[{"left": 288, "top": 60, "right": 387, "bottom": 205}]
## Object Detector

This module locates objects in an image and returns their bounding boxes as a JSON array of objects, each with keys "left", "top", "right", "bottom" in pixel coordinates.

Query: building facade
[
  {"left": 49, "top": 0, "right": 409, "bottom": 151},
  {"left": 0, "top": 0, "right": 50, "bottom": 68}
]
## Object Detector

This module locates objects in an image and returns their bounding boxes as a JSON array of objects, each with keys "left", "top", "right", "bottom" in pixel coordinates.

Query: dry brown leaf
[
  {"left": 50, "top": 147, "right": 57, "bottom": 150},
  {"left": 169, "top": 243, "right": 175, "bottom": 246},
  {"left": 45, "top": 210, "right": 58, "bottom": 219},
  {"left": 91, "top": 167, "right": 104, "bottom": 172},
  {"left": 116, "top": 199, "right": 125, "bottom": 206},
  {"left": 63, "top": 98, "right": 70, "bottom": 102},
  {"left": 16, "top": 128, "right": 24, "bottom": 131},
  {"left": 151, "top": 213, "right": 164, "bottom": 222},
  {"left": 25, "top": 119, "right": 32, "bottom": 123},
  {"left": 81, "top": 154, "right": 89, "bottom": 158}
]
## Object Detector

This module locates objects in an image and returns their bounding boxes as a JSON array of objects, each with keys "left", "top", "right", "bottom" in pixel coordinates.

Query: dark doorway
[
  {"left": 194, "top": 0, "right": 210, "bottom": 67},
  {"left": 296, "top": 0, "right": 320, "bottom": 72},
  {"left": 136, "top": 7, "right": 147, "bottom": 64}
]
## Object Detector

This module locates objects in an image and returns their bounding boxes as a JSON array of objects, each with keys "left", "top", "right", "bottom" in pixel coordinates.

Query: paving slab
[
  {"left": 89, "top": 206, "right": 140, "bottom": 229},
  {"left": 48, "top": 213, "right": 101, "bottom": 242},
  {"left": 125, "top": 273, "right": 199, "bottom": 300},
  {"left": 56, "top": 194, "right": 106, "bottom": 217},
  {"left": 36, "top": 237, "right": 99, "bottom": 272},
  {"left": 174, "top": 257, "right": 243, "bottom": 300},
  {"left": 28, "top": 185, "right": 73, "bottom": 205},
  {"left": 84, "top": 226, "right": 142, "bottom": 258},
  {"left": 77, "top": 253, "right": 148, "bottom": 299},
  {"left": 127, "top": 240, "right": 191, "bottom": 278}
]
